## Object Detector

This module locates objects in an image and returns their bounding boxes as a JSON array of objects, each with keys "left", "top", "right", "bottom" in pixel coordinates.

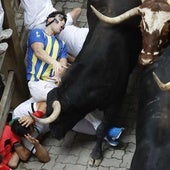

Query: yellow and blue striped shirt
[{"left": 26, "top": 28, "right": 67, "bottom": 81}]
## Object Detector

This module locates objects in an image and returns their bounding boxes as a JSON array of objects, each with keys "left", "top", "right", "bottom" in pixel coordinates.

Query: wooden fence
[{"left": 0, "top": 0, "right": 29, "bottom": 136}]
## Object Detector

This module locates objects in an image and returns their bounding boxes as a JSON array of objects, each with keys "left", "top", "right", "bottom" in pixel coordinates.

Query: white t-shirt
[
  {"left": 21, "top": 0, "right": 55, "bottom": 30},
  {"left": 59, "top": 25, "right": 89, "bottom": 57}
]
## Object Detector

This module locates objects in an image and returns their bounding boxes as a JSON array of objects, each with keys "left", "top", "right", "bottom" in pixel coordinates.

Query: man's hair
[
  {"left": 11, "top": 119, "right": 31, "bottom": 137},
  {"left": 46, "top": 11, "right": 67, "bottom": 26}
]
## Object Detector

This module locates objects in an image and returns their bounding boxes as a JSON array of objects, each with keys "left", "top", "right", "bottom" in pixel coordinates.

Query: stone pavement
[
  {"left": 17, "top": 127, "right": 136, "bottom": 170},
  {"left": 15, "top": 0, "right": 138, "bottom": 169},
  {"left": 16, "top": 92, "right": 137, "bottom": 170}
]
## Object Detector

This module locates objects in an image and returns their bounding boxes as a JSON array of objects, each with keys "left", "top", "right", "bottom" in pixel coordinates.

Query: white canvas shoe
[{"left": 0, "top": 28, "right": 13, "bottom": 42}]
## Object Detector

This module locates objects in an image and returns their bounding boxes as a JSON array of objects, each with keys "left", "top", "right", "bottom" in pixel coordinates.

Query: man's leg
[
  {"left": 28, "top": 80, "right": 57, "bottom": 102},
  {"left": 72, "top": 112, "right": 102, "bottom": 135}
]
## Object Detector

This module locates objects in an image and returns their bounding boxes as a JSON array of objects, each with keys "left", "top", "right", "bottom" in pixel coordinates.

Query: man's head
[
  {"left": 11, "top": 119, "right": 32, "bottom": 137},
  {"left": 45, "top": 11, "right": 67, "bottom": 34}
]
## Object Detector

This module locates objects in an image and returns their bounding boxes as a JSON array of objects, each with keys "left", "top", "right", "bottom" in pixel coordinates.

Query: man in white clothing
[{"left": 20, "top": 0, "right": 89, "bottom": 57}]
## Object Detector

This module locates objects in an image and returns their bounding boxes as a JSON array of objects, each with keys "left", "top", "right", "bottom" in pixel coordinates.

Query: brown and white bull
[{"left": 91, "top": 0, "right": 170, "bottom": 65}]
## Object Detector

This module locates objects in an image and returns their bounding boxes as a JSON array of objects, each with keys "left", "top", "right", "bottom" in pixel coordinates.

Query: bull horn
[
  {"left": 153, "top": 72, "right": 170, "bottom": 91},
  {"left": 90, "top": 5, "right": 140, "bottom": 24},
  {"left": 167, "top": 0, "right": 170, "bottom": 5},
  {"left": 33, "top": 100, "right": 61, "bottom": 124}
]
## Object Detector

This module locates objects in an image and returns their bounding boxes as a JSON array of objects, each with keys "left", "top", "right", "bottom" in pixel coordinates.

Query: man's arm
[
  {"left": 31, "top": 42, "right": 63, "bottom": 78},
  {"left": 24, "top": 134, "right": 50, "bottom": 163},
  {"left": 59, "top": 58, "right": 68, "bottom": 76}
]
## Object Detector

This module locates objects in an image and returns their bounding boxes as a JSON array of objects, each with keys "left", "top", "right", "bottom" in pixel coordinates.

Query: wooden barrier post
[{"left": 1, "top": 0, "right": 29, "bottom": 108}]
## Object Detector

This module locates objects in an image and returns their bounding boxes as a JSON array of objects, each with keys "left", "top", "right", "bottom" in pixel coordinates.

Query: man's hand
[
  {"left": 24, "top": 134, "right": 50, "bottom": 162},
  {"left": 51, "top": 61, "right": 68, "bottom": 85},
  {"left": 24, "top": 134, "right": 40, "bottom": 146},
  {"left": 51, "top": 61, "right": 63, "bottom": 78},
  {"left": 18, "top": 116, "right": 34, "bottom": 127}
]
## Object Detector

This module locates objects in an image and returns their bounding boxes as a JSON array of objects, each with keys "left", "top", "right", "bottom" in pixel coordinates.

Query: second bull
[{"left": 131, "top": 43, "right": 170, "bottom": 170}]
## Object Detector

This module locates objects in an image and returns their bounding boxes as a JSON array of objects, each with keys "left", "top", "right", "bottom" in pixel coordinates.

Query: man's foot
[
  {"left": 0, "top": 28, "right": 13, "bottom": 42},
  {"left": 104, "top": 136, "right": 119, "bottom": 146},
  {"left": 0, "top": 42, "right": 8, "bottom": 55},
  {"left": 107, "top": 127, "right": 125, "bottom": 140},
  {"left": 69, "top": 7, "right": 82, "bottom": 23},
  {"left": 104, "top": 127, "right": 124, "bottom": 146}
]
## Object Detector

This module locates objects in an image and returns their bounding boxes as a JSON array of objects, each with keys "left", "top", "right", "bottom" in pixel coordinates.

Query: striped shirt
[{"left": 26, "top": 28, "right": 67, "bottom": 81}]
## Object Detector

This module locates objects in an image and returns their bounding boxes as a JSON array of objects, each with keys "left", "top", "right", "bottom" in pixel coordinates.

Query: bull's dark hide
[
  {"left": 46, "top": 0, "right": 141, "bottom": 165},
  {"left": 131, "top": 44, "right": 170, "bottom": 170}
]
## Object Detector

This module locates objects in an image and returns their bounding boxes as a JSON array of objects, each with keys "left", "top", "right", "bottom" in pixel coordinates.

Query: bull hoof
[{"left": 88, "top": 157, "right": 102, "bottom": 167}]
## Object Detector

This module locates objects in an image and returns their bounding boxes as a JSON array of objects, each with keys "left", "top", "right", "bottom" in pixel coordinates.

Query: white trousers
[{"left": 28, "top": 80, "right": 57, "bottom": 102}]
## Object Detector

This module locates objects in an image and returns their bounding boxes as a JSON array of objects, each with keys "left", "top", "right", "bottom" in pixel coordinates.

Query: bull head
[{"left": 91, "top": 0, "right": 170, "bottom": 65}]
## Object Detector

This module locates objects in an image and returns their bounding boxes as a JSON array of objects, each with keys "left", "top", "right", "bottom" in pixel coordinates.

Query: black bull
[
  {"left": 131, "top": 44, "right": 170, "bottom": 170},
  {"left": 45, "top": 0, "right": 141, "bottom": 166}
]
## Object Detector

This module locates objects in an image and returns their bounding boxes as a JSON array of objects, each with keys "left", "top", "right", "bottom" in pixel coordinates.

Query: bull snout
[{"left": 138, "top": 51, "right": 159, "bottom": 65}]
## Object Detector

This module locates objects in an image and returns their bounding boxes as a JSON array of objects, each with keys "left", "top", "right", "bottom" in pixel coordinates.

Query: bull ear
[
  {"left": 153, "top": 72, "right": 170, "bottom": 91},
  {"left": 90, "top": 5, "right": 140, "bottom": 24},
  {"left": 32, "top": 101, "right": 61, "bottom": 124}
]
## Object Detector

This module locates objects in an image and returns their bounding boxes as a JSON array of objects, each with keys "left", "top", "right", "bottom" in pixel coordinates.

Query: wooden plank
[
  {"left": 0, "top": 71, "right": 15, "bottom": 136},
  {"left": 1, "top": 0, "right": 29, "bottom": 107},
  {"left": 14, "top": 0, "right": 21, "bottom": 9},
  {"left": 0, "top": 52, "right": 6, "bottom": 70}
]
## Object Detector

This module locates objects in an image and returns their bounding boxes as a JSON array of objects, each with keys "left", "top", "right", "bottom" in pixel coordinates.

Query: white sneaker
[
  {"left": 0, "top": 42, "right": 8, "bottom": 55},
  {"left": 0, "top": 28, "right": 13, "bottom": 42}
]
